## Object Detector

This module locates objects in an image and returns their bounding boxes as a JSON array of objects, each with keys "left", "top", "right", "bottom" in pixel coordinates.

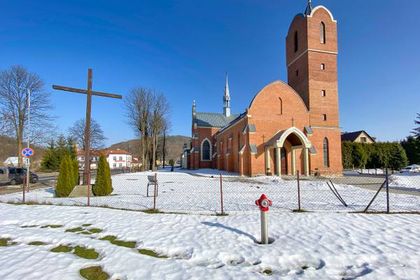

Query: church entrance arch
[{"left": 265, "top": 127, "right": 311, "bottom": 176}]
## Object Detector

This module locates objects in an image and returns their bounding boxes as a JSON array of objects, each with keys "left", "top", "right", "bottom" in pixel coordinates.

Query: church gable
[{"left": 248, "top": 81, "right": 309, "bottom": 118}]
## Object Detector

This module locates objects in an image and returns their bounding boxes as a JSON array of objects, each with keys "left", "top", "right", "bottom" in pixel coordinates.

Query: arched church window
[
  {"left": 320, "top": 22, "right": 326, "bottom": 44},
  {"left": 294, "top": 31, "right": 298, "bottom": 52},
  {"left": 201, "top": 139, "right": 211, "bottom": 161},
  {"left": 323, "top": 138, "right": 330, "bottom": 167},
  {"left": 279, "top": 97, "right": 283, "bottom": 115}
]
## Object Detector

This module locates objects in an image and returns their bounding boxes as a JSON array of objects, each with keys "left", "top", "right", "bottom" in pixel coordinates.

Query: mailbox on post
[{"left": 255, "top": 194, "right": 272, "bottom": 244}]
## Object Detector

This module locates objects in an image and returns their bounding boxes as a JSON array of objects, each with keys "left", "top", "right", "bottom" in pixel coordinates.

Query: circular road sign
[{"left": 22, "top": 147, "right": 34, "bottom": 158}]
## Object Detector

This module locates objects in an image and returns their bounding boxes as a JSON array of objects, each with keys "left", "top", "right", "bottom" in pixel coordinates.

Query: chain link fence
[{"left": 2, "top": 168, "right": 419, "bottom": 214}]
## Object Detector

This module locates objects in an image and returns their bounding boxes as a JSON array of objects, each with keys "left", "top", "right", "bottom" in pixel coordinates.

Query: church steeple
[
  {"left": 223, "top": 73, "right": 231, "bottom": 117},
  {"left": 304, "top": 0, "right": 313, "bottom": 16}
]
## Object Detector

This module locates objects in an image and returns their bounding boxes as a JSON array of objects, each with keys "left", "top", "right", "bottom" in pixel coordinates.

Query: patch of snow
[
  {"left": 0, "top": 203, "right": 419, "bottom": 279},
  {"left": 389, "top": 174, "right": 420, "bottom": 191}
]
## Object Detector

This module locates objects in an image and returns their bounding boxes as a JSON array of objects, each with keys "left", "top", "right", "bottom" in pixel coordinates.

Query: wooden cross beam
[{"left": 52, "top": 69, "right": 122, "bottom": 205}]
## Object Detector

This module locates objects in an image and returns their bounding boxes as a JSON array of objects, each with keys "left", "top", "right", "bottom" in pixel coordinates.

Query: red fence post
[{"left": 219, "top": 174, "right": 224, "bottom": 215}]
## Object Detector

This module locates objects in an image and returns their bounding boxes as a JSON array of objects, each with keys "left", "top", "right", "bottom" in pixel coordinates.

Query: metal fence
[{"left": 5, "top": 168, "right": 420, "bottom": 214}]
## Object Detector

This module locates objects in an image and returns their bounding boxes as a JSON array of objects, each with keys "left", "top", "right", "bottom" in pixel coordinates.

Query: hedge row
[{"left": 342, "top": 142, "right": 408, "bottom": 170}]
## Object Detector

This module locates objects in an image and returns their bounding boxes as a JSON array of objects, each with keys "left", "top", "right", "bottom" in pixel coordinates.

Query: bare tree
[
  {"left": 150, "top": 94, "right": 169, "bottom": 171},
  {"left": 0, "top": 65, "right": 53, "bottom": 166},
  {"left": 125, "top": 88, "right": 170, "bottom": 171},
  {"left": 68, "top": 118, "right": 106, "bottom": 150}
]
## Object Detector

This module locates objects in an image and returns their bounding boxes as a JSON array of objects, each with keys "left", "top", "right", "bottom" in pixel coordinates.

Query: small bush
[
  {"left": 56, "top": 155, "right": 75, "bottom": 197},
  {"left": 93, "top": 155, "right": 113, "bottom": 196}
]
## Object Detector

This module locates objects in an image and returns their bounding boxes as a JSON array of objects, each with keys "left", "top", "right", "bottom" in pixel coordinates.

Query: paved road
[{"left": 332, "top": 174, "right": 420, "bottom": 197}]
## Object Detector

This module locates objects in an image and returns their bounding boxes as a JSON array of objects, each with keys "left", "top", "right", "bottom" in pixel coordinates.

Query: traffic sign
[{"left": 22, "top": 147, "right": 34, "bottom": 158}]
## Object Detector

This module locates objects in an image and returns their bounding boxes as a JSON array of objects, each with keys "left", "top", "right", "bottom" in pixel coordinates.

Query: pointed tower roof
[
  {"left": 224, "top": 73, "right": 230, "bottom": 100},
  {"left": 304, "top": 0, "right": 313, "bottom": 16}
]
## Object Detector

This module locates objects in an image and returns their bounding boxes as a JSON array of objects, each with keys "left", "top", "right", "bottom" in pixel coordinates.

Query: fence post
[
  {"left": 219, "top": 174, "right": 224, "bottom": 215},
  {"left": 386, "top": 168, "right": 389, "bottom": 213},
  {"left": 153, "top": 173, "right": 157, "bottom": 210},
  {"left": 297, "top": 170, "right": 301, "bottom": 211}
]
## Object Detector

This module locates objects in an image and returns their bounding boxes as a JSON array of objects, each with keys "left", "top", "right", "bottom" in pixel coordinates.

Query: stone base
[{"left": 69, "top": 185, "right": 93, "bottom": 198}]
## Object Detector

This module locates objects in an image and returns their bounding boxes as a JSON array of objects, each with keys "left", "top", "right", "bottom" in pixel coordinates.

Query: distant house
[
  {"left": 77, "top": 148, "right": 133, "bottom": 170},
  {"left": 341, "top": 131, "right": 376, "bottom": 144},
  {"left": 77, "top": 150, "right": 101, "bottom": 170},
  {"left": 103, "top": 149, "right": 132, "bottom": 169}
]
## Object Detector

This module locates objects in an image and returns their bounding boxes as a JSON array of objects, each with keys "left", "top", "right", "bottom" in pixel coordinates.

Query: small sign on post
[
  {"left": 22, "top": 147, "right": 34, "bottom": 158},
  {"left": 255, "top": 194, "right": 272, "bottom": 244}
]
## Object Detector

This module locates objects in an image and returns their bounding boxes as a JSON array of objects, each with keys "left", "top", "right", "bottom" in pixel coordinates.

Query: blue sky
[{"left": 1, "top": 0, "right": 419, "bottom": 146}]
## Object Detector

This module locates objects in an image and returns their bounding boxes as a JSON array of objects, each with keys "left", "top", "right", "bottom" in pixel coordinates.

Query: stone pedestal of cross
[{"left": 52, "top": 69, "right": 122, "bottom": 205}]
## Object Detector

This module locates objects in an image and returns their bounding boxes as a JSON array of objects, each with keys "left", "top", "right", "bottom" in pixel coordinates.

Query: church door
[{"left": 281, "top": 148, "right": 287, "bottom": 175}]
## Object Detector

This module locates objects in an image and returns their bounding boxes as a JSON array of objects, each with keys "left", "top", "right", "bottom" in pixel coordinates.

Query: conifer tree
[
  {"left": 93, "top": 155, "right": 113, "bottom": 196},
  {"left": 55, "top": 155, "right": 74, "bottom": 197}
]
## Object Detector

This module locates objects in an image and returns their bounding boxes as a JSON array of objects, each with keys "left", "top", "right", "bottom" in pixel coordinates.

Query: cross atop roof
[{"left": 304, "top": 0, "right": 313, "bottom": 16}]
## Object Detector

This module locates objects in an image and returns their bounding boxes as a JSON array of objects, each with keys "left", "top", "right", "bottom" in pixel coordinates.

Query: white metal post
[
  {"left": 26, "top": 89, "right": 31, "bottom": 192},
  {"left": 260, "top": 211, "right": 268, "bottom": 244}
]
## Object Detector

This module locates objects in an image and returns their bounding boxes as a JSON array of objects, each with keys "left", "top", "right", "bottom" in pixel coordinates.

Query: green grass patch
[
  {"left": 80, "top": 266, "right": 109, "bottom": 280},
  {"left": 80, "top": 231, "right": 93, "bottom": 235},
  {"left": 141, "top": 209, "right": 163, "bottom": 214},
  {"left": 82, "top": 224, "right": 92, "bottom": 227},
  {"left": 51, "top": 245, "right": 73, "bottom": 253},
  {"left": 41, "top": 224, "right": 63, "bottom": 228},
  {"left": 65, "top": 227, "right": 84, "bottom": 233},
  {"left": 28, "top": 241, "right": 47, "bottom": 246},
  {"left": 88, "top": 228, "right": 103, "bottom": 234},
  {"left": 21, "top": 225, "right": 38, "bottom": 228},
  {"left": 111, "top": 239, "right": 137, "bottom": 248},
  {"left": 262, "top": 268, "right": 273, "bottom": 276},
  {"left": 138, "top": 248, "right": 168, "bottom": 258},
  {"left": 99, "top": 235, "right": 117, "bottom": 242},
  {"left": 73, "top": 246, "right": 100, "bottom": 259},
  {"left": 0, "top": 238, "right": 17, "bottom": 247},
  {"left": 100, "top": 235, "right": 136, "bottom": 248}
]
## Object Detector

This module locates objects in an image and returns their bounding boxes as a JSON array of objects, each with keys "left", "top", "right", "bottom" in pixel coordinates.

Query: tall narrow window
[
  {"left": 294, "top": 31, "right": 298, "bottom": 52},
  {"left": 320, "top": 22, "right": 326, "bottom": 44},
  {"left": 323, "top": 138, "right": 330, "bottom": 167},
  {"left": 201, "top": 139, "right": 211, "bottom": 161},
  {"left": 279, "top": 97, "right": 283, "bottom": 115},
  {"left": 323, "top": 114, "right": 327, "bottom": 121}
]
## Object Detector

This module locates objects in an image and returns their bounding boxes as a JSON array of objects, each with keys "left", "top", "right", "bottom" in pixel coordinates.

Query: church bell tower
[{"left": 286, "top": 1, "right": 339, "bottom": 128}]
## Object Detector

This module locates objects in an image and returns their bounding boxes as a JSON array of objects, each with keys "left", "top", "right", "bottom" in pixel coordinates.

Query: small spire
[
  {"left": 223, "top": 73, "right": 231, "bottom": 117},
  {"left": 304, "top": 0, "right": 313, "bottom": 16},
  {"left": 224, "top": 73, "right": 230, "bottom": 100},
  {"left": 192, "top": 100, "right": 196, "bottom": 118}
]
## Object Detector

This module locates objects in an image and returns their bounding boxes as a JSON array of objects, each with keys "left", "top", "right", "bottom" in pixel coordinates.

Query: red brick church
[{"left": 187, "top": 1, "right": 343, "bottom": 176}]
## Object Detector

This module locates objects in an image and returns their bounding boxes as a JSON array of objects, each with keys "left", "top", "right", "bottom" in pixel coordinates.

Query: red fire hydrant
[{"left": 255, "top": 194, "right": 272, "bottom": 244}]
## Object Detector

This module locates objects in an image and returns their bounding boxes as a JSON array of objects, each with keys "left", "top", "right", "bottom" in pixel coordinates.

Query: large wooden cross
[{"left": 52, "top": 69, "right": 122, "bottom": 204}]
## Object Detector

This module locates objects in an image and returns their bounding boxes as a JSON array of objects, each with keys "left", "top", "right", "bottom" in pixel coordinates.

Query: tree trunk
[{"left": 162, "top": 132, "right": 166, "bottom": 168}]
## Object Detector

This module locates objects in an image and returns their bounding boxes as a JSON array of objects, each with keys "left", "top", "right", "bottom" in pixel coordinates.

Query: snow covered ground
[
  {"left": 389, "top": 174, "right": 420, "bottom": 191},
  {"left": 0, "top": 203, "right": 419, "bottom": 279},
  {"left": 0, "top": 169, "right": 419, "bottom": 213}
]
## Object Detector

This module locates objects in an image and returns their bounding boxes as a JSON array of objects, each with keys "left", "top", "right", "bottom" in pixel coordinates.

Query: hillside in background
[
  {"left": 108, "top": 135, "right": 190, "bottom": 162},
  {"left": 0, "top": 135, "right": 45, "bottom": 166}
]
